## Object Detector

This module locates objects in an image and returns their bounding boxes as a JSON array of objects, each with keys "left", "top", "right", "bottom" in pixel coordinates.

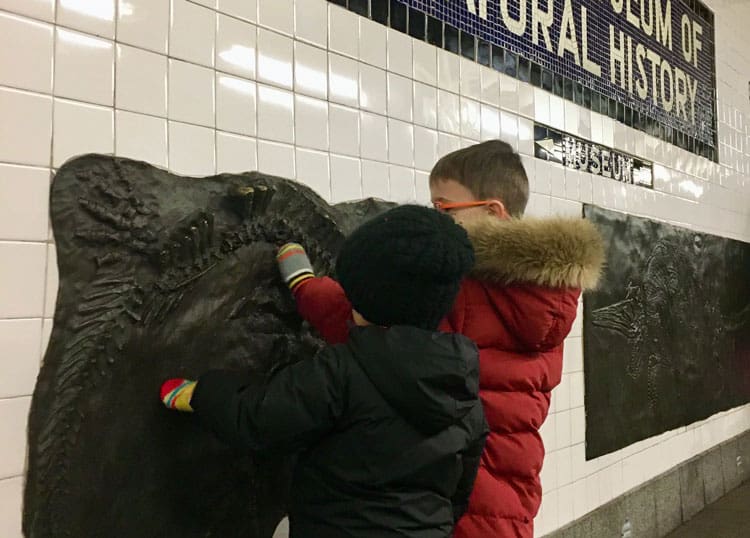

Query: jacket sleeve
[
  {"left": 451, "top": 408, "right": 488, "bottom": 522},
  {"left": 294, "top": 276, "right": 353, "bottom": 345},
  {"left": 190, "top": 349, "right": 346, "bottom": 453}
]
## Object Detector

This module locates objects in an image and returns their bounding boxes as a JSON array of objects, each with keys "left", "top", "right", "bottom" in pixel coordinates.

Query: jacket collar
[{"left": 463, "top": 216, "right": 605, "bottom": 289}]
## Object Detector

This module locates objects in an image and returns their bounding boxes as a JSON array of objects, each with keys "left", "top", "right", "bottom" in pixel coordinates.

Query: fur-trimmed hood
[{"left": 463, "top": 217, "right": 605, "bottom": 289}]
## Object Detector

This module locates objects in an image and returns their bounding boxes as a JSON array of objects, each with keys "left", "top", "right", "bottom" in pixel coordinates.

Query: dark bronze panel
[{"left": 583, "top": 205, "right": 750, "bottom": 459}]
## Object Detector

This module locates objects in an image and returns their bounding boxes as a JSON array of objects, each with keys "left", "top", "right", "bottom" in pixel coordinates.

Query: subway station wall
[{"left": 0, "top": 0, "right": 748, "bottom": 536}]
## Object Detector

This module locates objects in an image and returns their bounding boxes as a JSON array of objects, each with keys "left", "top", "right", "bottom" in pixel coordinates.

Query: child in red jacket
[{"left": 284, "top": 140, "right": 604, "bottom": 538}]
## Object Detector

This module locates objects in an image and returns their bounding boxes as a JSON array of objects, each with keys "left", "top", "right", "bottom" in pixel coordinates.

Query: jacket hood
[
  {"left": 463, "top": 216, "right": 605, "bottom": 289},
  {"left": 348, "top": 326, "right": 480, "bottom": 435}
]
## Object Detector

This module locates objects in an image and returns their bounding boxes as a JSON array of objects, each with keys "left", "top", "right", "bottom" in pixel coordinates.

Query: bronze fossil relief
[{"left": 24, "top": 155, "right": 394, "bottom": 538}]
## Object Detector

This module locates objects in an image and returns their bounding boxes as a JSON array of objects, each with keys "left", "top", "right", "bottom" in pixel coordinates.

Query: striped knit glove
[
  {"left": 277, "top": 243, "right": 314, "bottom": 292},
  {"left": 160, "top": 378, "right": 196, "bottom": 412}
]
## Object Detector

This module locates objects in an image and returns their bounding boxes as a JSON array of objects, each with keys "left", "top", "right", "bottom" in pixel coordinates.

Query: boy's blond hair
[{"left": 429, "top": 140, "right": 530, "bottom": 218}]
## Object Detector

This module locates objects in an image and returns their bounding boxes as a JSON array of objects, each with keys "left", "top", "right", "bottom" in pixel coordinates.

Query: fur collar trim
[{"left": 464, "top": 217, "right": 605, "bottom": 289}]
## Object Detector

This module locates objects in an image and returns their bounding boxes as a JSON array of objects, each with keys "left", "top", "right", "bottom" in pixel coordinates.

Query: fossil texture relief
[
  {"left": 583, "top": 205, "right": 750, "bottom": 459},
  {"left": 24, "top": 155, "right": 394, "bottom": 538}
]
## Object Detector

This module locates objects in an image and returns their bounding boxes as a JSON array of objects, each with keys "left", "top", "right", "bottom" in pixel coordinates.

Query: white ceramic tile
[
  {"left": 557, "top": 484, "right": 575, "bottom": 527},
  {"left": 555, "top": 373, "right": 572, "bottom": 412},
  {"left": 328, "top": 4, "right": 358, "bottom": 58},
  {"left": 115, "top": 110, "right": 167, "bottom": 167},
  {"left": 386, "top": 28, "right": 412, "bottom": 77},
  {"left": 0, "top": 165, "right": 50, "bottom": 241},
  {"left": 359, "top": 64, "right": 386, "bottom": 115},
  {"left": 361, "top": 160, "right": 389, "bottom": 200},
  {"left": 168, "top": 59, "right": 214, "bottom": 127},
  {"left": 329, "top": 104, "right": 360, "bottom": 157},
  {"left": 413, "top": 81, "right": 437, "bottom": 129},
  {"left": 570, "top": 372, "right": 585, "bottom": 408},
  {"left": 389, "top": 165, "right": 416, "bottom": 203},
  {"left": 563, "top": 336, "right": 583, "bottom": 369},
  {"left": 437, "top": 49, "right": 459, "bottom": 94},
  {"left": 480, "top": 104, "right": 500, "bottom": 141},
  {"left": 57, "top": 0, "right": 115, "bottom": 38},
  {"left": 412, "top": 39, "right": 437, "bottom": 86},
  {"left": 216, "top": 14, "right": 256, "bottom": 80},
  {"left": 360, "top": 112, "right": 387, "bottom": 162},
  {"left": 437, "top": 132, "right": 461, "bottom": 159},
  {"left": 500, "top": 110, "right": 519, "bottom": 151},
  {"left": 498, "top": 73, "right": 518, "bottom": 112},
  {"left": 533, "top": 88, "right": 550, "bottom": 125},
  {"left": 459, "top": 58, "right": 481, "bottom": 100},
  {"left": 0, "top": 13, "right": 53, "bottom": 94},
  {"left": 539, "top": 490, "right": 559, "bottom": 536},
  {"left": 414, "top": 171, "right": 430, "bottom": 206},
  {"left": 257, "top": 28, "right": 293, "bottom": 89},
  {"left": 539, "top": 448, "right": 558, "bottom": 492},
  {"left": 257, "top": 139, "right": 294, "bottom": 178},
  {"left": 388, "top": 119, "right": 414, "bottom": 167},
  {"left": 518, "top": 84, "right": 534, "bottom": 118},
  {"left": 571, "top": 406, "right": 585, "bottom": 445},
  {"left": 115, "top": 44, "right": 166, "bottom": 117},
  {"left": 257, "top": 84, "right": 294, "bottom": 143},
  {"left": 0, "top": 0, "right": 54, "bottom": 21},
  {"left": 556, "top": 445, "right": 573, "bottom": 486},
  {"left": 295, "top": 148, "right": 330, "bottom": 200},
  {"left": 539, "top": 413, "right": 557, "bottom": 452},
  {"left": 0, "top": 88, "right": 52, "bottom": 167},
  {"left": 191, "top": 0, "right": 215, "bottom": 8},
  {"left": 518, "top": 117, "right": 534, "bottom": 156},
  {"left": 437, "top": 90, "right": 460, "bottom": 135},
  {"left": 41, "top": 318, "right": 53, "bottom": 358},
  {"left": 0, "top": 320, "right": 42, "bottom": 398},
  {"left": 387, "top": 73, "right": 412, "bottom": 122},
  {"left": 460, "top": 97, "right": 481, "bottom": 140},
  {"left": 330, "top": 154, "right": 362, "bottom": 203},
  {"left": 216, "top": 132, "right": 257, "bottom": 174},
  {"left": 294, "top": 0, "right": 325, "bottom": 47},
  {"left": 0, "top": 399, "right": 29, "bottom": 489},
  {"left": 555, "top": 410, "right": 572, "bottom": 449},
  {"left": 295, "top": 94, "right": 328, "bottom": 151},
  {"left": 0, "top": 241, "right": 46, "bottom": 318},
  {"left": 0, "top": 476, "right": 23, "bottom": 538},
  {"left": 169, "top": 0, "right": 213, "bottom": 66},
  {"left": 414, "top": 126, "right": 438, "bottom": 172},
  {"left": 329, "top": 53, "right": 359, "bottom": 107},
  {"left": 217, "top": 0, "right": 256, "bottom": 22},
  {"left": 549, "top": 95, "right": 565, "bottom": 130},
  {"left": 117, "top": 0, "right": 169, "bottom": 54},
  {"left": 55, "top": 28, "right": 113, "bottom": 106},
  {"left": 258, "top": 0, "right": 293, "bottom": 35},
  {"left": 565, "top": 101, "right": 579, "bottom": 135},
  {"left": 43, "top": 243, "right": 58, "bottom": 315},
  {"left": 359, "top": 17, "right": 386, "bottom": 69},
  {"left": 53, "top": 99, "right": 113, "bottom": 167},
  {"left": 216, "top": 75, "right": 256, "bottom": 136},
  {"left": 479, "top": 67, "right": 500, "bottom": 107},
  {"left": 295, "top": 41, "right": 328, "bottom": 100},
  {"left": 168, "top": 121, "right": 215, "bottom": 176}
]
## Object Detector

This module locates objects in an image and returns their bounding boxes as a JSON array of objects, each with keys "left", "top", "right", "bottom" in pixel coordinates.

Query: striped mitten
[
  {"left": 277, "top": 243, "right": 315, "bottom": 292},
  {"left": 160, "top": 378, "right": 196, "bottom": 412}
]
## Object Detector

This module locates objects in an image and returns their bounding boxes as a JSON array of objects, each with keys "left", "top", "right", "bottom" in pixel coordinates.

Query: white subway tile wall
[{"left": 0, "top": 1, "right": 748, "bottom": 537}]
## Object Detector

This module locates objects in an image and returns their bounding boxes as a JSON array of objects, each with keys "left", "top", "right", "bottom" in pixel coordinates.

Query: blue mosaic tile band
[{"left": 330, "top": 0, "right": 718, "bottom": 162}]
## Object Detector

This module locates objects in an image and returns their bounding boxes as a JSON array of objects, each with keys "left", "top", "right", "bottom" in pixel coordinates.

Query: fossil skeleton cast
[{"left": 24, "top": 155, "right": 394, "bottom": 538}]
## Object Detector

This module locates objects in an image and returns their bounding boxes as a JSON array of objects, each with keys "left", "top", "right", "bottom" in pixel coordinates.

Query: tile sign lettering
[
  {"left": 535, "top": 122, "right": 654, "bottom": 187},
  {"left": 330, "top": 0, "right": 717, "bottom": 161}
]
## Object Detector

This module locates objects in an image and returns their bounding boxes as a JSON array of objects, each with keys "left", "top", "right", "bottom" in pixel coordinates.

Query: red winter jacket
[{"left": 293, "top": 217, "right": 604, "bottom": 538}]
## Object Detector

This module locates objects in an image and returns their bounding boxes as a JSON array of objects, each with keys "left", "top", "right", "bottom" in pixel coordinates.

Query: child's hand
[
  {"left": 160, "top": 378, "right": 196, "bottom": 412},
  {"left": 277, "top": 243, "right": 314, "bottom": 292}
]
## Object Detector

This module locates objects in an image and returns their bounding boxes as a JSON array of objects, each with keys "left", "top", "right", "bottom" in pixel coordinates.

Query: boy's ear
[{"left": 487, "top": 200, "right": 510, "bottom": 220}]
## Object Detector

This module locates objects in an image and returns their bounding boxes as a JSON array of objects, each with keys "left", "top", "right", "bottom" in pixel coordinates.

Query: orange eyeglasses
[{"left": 432, "top": 200, "right": 497, "bottom": 212}]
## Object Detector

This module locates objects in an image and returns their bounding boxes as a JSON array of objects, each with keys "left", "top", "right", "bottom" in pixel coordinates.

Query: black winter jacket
[{"left": 191, "top": 325, "right": 487, "bottom": 538}]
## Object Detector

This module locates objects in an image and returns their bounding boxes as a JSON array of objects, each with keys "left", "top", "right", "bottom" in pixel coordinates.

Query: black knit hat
[{"left": 336, "top": 205, "right": 475, "bottom": 330}]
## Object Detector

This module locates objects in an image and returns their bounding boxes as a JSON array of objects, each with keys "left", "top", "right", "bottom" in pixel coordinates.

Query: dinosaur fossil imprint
[
  {"left": 24, "top": 155, "right": 394, "bottom": 538},
  {"left": 583, "top": 205, "right": 750, "bottom": 459}
]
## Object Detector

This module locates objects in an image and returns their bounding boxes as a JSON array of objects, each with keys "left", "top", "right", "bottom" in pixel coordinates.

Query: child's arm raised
[
  {"left": 188, "top": 348, "right": 347, "bottom": 452},
  {"left": 277, "top": 243, "right": 352, "bottom": 345}
]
